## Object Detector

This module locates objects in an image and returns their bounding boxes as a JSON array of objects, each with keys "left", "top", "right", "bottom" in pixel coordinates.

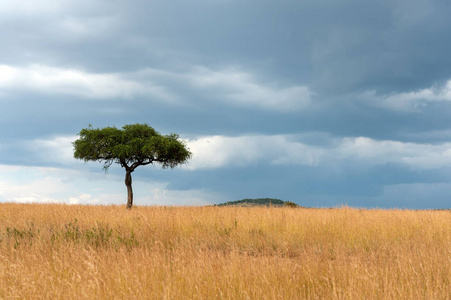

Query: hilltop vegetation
[
  {"left": 216, "top": 198, "right": 299, "bottom": 207},
  {"left": 1, "top": 203, "right": 449, "bottom": 299}
]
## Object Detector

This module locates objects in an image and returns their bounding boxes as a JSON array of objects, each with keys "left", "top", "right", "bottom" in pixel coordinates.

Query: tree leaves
[{"left": 73, "top": 123, "right": 192, "bottom": 172}]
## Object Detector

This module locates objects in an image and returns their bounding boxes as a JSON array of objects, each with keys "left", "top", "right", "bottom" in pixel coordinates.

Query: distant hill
[{"left": 215, "top": 198, "right": 299, "bottom": 207}]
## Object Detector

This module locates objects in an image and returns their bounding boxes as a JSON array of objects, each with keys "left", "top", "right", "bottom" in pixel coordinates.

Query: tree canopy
[{"left": 73, "top": 123, "right": 192, "bottom": 208}]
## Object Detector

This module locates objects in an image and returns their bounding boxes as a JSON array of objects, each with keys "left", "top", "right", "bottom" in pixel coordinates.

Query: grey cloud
[
  {"left": 3, "top": 0, "right": 450, "bottom": 95},
  {"left": 1, "top": 0, "right": 451, "bottom": 208}
]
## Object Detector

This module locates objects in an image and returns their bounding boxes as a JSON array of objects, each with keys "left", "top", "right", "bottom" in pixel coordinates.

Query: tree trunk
[{"left": 125, "top": 171, "right": 133, "bottom": 209}]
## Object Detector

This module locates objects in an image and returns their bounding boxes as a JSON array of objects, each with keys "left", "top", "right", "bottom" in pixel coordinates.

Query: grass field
[{"left": 0, "top": 203, "right": 450, "bottom": 299}]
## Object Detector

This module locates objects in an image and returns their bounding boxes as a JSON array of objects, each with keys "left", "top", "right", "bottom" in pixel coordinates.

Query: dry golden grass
[{"left": 0, "top": 203, "right": 450, "bottom": 299}]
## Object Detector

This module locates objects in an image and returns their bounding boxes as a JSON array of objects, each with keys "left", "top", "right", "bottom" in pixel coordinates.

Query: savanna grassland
[{"left": 0, "top": 204, "right": 450, "bottom": 299}]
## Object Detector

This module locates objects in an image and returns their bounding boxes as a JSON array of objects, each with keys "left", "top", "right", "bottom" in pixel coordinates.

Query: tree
[{"left": 73, "top": 123, "right": 192, "bottom": 209}]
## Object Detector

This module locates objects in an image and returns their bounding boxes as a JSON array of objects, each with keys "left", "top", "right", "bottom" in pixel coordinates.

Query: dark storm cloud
[
  {"left": 3, "top": 0, "right": 451, "bottom": 87},
  {"left": 114, "top": 0, "right": 451, "bottom": 95}
]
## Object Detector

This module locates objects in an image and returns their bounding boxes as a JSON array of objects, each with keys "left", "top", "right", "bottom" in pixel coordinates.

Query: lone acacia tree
[{"left": 73, "top": 123, "right": 192, "bottom": 209}]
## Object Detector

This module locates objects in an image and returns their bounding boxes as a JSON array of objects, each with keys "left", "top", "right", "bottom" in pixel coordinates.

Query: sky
[{"left": 1, "top": 0, "right": 451, "bottom": 209}]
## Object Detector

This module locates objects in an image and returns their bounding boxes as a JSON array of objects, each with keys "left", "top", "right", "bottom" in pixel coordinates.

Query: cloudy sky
[{"left": 1, "top": 0, "right": 451, "bottom": 208}]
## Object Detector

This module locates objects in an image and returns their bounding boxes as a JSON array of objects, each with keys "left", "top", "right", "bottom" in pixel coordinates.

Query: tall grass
[{"left": 0, "top": 203, "right": 450, "bottom": 299}]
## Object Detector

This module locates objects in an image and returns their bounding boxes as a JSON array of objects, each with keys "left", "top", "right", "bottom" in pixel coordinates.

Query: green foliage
[
  {"left": 64, "top": 220, "right": 139, "bottom": 249},
  {"left": 73, "top": 123, "right": 192, "bottom": 172},
  {"left": 1, "top": 219, "right": 139, "bottom": 250},
  {"left": 3, "top": 222, "right": 39, "bottom": 249},
  {"left": 216, "top": 198, "right": 288, "bottom": 207},
  {"left": 284, "top": 201, "right": 298, "bottom": 208}
]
